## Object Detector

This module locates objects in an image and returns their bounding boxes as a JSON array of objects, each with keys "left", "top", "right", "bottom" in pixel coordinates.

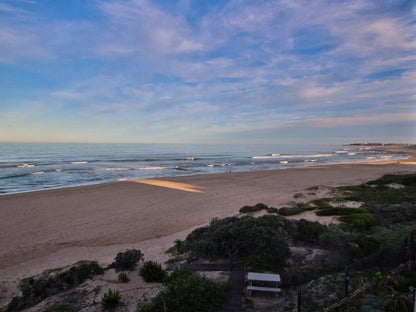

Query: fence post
[
  {"left": 345, "top": 266, "right": 349, "bottom": 297},
  {"left": 297, "top": 289, "right": 301, "bottom": 312}
]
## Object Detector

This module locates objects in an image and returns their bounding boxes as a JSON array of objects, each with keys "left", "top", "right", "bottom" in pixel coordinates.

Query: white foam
[
  {"left": 31, "top": 171, "right": 44, "bottom": 175},
  {"left": 96, "top": 168, "right": 129, "bottom": 171},
  {"left": 348, "top": 153, "right": 356, "bottom": 156},
  {"left": 55, "top": 169, "right": 62, "bottom": 172},
  {"left": 252, "top": 154, "right": 332, "bottom": 159},
  {"left": 17, "top": 163, "right": 35, "bottom": 168},
  {"left": 207, "top": 164, "right": 215, "bottom": 167},
  {"left": 135, "top": 166, "right": 166, "bottom": 170},
  {"left": 118, "top": 178, "right": 128, "bottom": 181},
  {"left": 71, "top": 161, "right": 88, "bottom": 164},
  {"left": 280, "top": 161, "right": 288, "bottom": 164},
  {"left": 335, "top": 150, "right": 348, "bottom": 154},
  {"left": 186, "top": 157, "right": 195, "bottom": 161}
]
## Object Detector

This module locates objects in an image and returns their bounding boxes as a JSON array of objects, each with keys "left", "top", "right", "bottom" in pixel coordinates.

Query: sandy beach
[{"left": 1, "top": 147, "right": 415, "bottom": 306}]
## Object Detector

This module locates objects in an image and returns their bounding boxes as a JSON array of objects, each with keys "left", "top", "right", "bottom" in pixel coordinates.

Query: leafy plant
[
  {"left": 101, "top": 288, "right": 121, "bottom": 309},
  {"left": 315, "top": 207, "right": 367, "bottom": 216},
  {"left": 112, "top": 249, "right": 143, "bottom": 272},
  {"left": 182, "top": 215, "right": 290, "bottom": 271},
  {"left": 118, "top": 272, "right": 129, "bottom": 283},
  {"left": 239, "top": 203, "right": 266, "bottom": 213},
  {"left": 339, "top": 213, "right": 378, "bottom": 230},
  {"left": 139, "top": 261, "right": 167, "bottom": 283},
  {"left": 140, "top": 269, "right": 226, "bottom": 312},
  {"left": 6, "top": 261, "right": 103, "bottom": 312}
]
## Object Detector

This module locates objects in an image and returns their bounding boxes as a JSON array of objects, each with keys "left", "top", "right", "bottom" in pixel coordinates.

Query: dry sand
[{"left": 0, "top": 148, "right": 415, "bottom": 307}]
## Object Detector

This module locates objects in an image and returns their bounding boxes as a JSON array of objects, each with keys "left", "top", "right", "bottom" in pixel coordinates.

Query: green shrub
[
  {"left": 315, "top": 207, "right": 367, "bottom": 216},
  {"left": 140, "top": 269, "right": 226, "bottom": 312},
  {"left": 254, "top": 203, "right": 268, "bottom": 210},
  {"left": 101, "top": 288, "right": 121, "bottom": 309},
  {"left": 182, "top": 215, "right": 290, "bottom": 271},
  {"left": 367, "top": 173, "right": 416, "bottom": 186},
  {"left": 139, "top": 261, "right": 167, "bottom": 283},
  {"left": 239, "top": 203, "right": 269, "bottom": 213},
  {"left": 311, "top": 198, "right": 333, "bottom": 209},
  {"left": 278, "top": 206, "right": 307, "bottom": 216},
  {"left": 42, "top": 301, "right": 77, "bottom": 312},
  {"left": 339, "top": 213, "right": 378, "bottom": 230},
  {"left": 292, "top": 219, "right": 327, "bottom": 244},
  {"left": 118, "top": 272, "right": 129, "bottom": 283},
  {"left": 6, "top": 261, "right": 103, "bottom": 312},
  {"left": 112, "top": 249, "right": 143, "bottom": 272},
  {"left": 266, "top": 206, "right": 278, "bottom": 213}
]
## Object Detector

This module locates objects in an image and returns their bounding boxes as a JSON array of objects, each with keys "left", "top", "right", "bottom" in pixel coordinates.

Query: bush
[
  {"left": 278, "top": 206, "right": 307, "bottom": 216},
  {"left": 266, "top": 206, "right": 278, "bottom": 213},
  {"left": 315, "top": 207, "right": 367, "bottom": 216},
  {"left": 239, "top": 203, "right": 267, "bottom": 213},
  {"left": 140, "top": 269, "right": 226, "bottom": 312},
  {"left": 311, "top": 198, "right": 333, "bottom": 209},
  {"left": 118, "top": 272, "right": 129, "bottom": 283},
  {"left": 339, "top": 213, "right": 378, "bottom": 230},
  {"left": 292, "top": 219, "right": 327, "bottom": 244},
  {"left": 6, "top": 261, "right": 103, "bottom": 312},
  {"left": 112, "top": 249, "right": 143, "bottom": 272},
  {"left": 182, "top": 215, "right": 290, "bottom": 271},
  {"left": 101, "top": 288, "right": 121, "bottom": 309},
  {"left": 139, "top": 261, "right": 167, "bottom": 283}
]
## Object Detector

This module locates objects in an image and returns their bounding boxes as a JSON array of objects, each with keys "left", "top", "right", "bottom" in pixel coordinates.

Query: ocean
[{"left": 0, "top": 143, "right": 407, "bottom": 195}]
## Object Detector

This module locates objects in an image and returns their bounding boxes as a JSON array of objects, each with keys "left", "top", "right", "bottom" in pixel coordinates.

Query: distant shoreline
[{"left": 0, "top": 143, "right": 413, "bottom": 197}]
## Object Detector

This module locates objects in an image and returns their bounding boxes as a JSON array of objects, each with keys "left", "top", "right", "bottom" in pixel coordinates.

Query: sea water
[{"left": 0, "top": 143, "right": 407, "bottom": 195}]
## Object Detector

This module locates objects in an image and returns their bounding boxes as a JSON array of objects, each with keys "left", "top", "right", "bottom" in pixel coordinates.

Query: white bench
[
  {"left": 247, "top": 285, "right": 281, "bottom": 297},
  {"left": 246, "top": 272, "right": 282, "bottom": 297}
]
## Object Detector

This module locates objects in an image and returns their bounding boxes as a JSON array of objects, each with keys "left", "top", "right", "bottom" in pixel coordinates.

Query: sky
[{"left": 0, "top": 0, "right": 415, "bottom": 144}]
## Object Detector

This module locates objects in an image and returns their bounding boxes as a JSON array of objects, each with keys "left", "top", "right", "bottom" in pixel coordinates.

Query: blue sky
[{"left": 0, "top": 0, "right": 415, "bottom": 144}]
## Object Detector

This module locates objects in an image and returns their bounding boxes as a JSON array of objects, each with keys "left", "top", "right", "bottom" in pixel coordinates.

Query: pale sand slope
[{"left": 0, "top": 153, "right": 415, "bottom": 305}]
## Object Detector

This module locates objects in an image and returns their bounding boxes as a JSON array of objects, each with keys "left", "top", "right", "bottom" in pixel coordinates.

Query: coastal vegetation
[
  {"left": 3, "top": 173, "right": 416, "bottom": 311},
  {"left": 179, "top": 215, "right": 290, "bottom": 271},
  {"left": 111, "top": 249, "right": 143, "bottom": 272},
  {"left": 5, "top": 261, "right": 103, "bottom": 312},
  {"left": 101, "top": 288, "right": 121, "bottom": 309},
  {"left": 139, "top": 261, "right": 167, "bottom": 283},
  {"left": 140, "top": 269, "right": 227, "bottom": 312}
]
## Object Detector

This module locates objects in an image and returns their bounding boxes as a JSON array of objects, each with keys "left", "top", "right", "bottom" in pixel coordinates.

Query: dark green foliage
[
  {"left": 266, "top": 206, "right": 278, "bottom": 213},
  {"left": 311, "top": 198, "right": 334, "bottom": 209},
  {"left": 367, "top": 173, "right": 416, "bottom": 186},
  {"left": 278, "top": 206, "right": 307, "bottom": 216},
  {"left": 140, "top": 269, "right": 226, "bottom": 312},
  {"left": 292, "top": 219, "right": 327, "bottom": 244},
  {"left": 6, "top": 261, "right": 103, "bottom": 312},
  {"left": 139, "top": 261, "right": 167, "bottom": 283},
  {"left": 239, "top": 203, "right": 268, "bottom": 213},
  {"left": 254, "top": 203, "right": 268, "bottom": 210},
  {"left": 41, "top": 301, "right": 78, "bottom": 312},
  {"left": 112, "top": 249, "right": 143, "bottom": 272},
  {"left": 101, "top": 288, "right": 121, "bottom": 309},
  {"left": 318, "top": 226, "right": 380, "bottom": 265},
  {"left": 315, "top": 207, "right": 367, "bottom": 216},
  {"left": 339, "top": 213, "right": 378, "bottom": 230},
  {"left": 182, "top": 215, "right": 290, "bottom": 270},
  {"left": 118, "top": 272, "right": 129, "bottom": 283}
]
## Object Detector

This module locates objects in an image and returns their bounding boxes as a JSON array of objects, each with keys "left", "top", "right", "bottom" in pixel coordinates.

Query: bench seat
[{"left": 247, "top": 285, "right": 281, "bottom": 296}]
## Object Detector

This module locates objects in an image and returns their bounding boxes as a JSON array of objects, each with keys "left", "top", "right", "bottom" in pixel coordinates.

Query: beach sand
[{"left": 1, "top": 148, "right": 415, "bottom": 306}]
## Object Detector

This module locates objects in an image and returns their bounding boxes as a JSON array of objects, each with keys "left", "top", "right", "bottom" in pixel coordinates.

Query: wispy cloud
[{"left": 0, "top": 0, "right": 415, "bottom": 143}]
